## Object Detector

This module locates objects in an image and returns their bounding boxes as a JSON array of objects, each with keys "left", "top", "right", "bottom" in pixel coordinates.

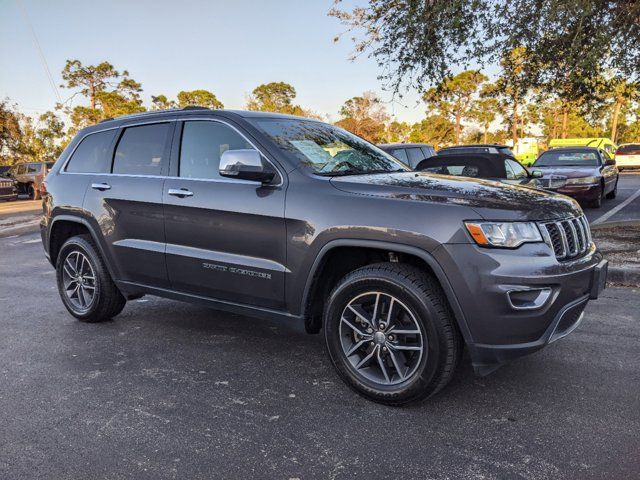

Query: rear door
[
  {"left": 598, "top": 150, "right": 617, "bottom": 193},
  {"left": 163, "top": 118, "right": 287, "bottom": 310},
  {"left": 82, "top": 121, "right": 174, "bottom": 288}
]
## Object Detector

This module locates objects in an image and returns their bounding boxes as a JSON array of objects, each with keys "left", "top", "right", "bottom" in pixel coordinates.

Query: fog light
[{"left": 507, "top": 288, "right": 552, "bottom": 310}]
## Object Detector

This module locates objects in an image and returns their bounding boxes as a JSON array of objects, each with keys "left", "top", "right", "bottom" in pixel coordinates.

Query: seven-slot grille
[
  {"left": 0, "top": 180, "right": 12, "bottom": 189},
  {"left": 539, "top": 215, "right": 592, "bottom": 261}
]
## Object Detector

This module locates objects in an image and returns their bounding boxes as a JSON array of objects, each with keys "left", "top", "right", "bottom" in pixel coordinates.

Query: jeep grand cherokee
[{"left": 40, "top": 108, "right": 608, "bottom": 405}]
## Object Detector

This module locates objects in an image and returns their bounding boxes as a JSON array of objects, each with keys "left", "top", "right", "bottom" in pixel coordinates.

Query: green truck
[{"left": 549, "top": 138, "right": 617, "bottom": 159}]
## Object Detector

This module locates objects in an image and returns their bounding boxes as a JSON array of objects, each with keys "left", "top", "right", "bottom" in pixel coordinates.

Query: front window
[
  {"left": 534, "top": 150, "right": 600, "bottom": 167},
  {"left": 250, "top": 119, "right": 409, "bottom": 176}
]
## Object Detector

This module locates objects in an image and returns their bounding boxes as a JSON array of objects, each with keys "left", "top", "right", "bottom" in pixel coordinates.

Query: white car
[{"left": 615, "top": 143, "right": 640, "bottom": 170}]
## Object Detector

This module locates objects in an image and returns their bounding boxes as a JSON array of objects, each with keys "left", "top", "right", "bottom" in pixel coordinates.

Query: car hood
[
  {"left": 531, "top": 165, "right": 600, "bottom": 178},
  {"left": 330, "top": 172, "right": 582, "bottom": 221}
]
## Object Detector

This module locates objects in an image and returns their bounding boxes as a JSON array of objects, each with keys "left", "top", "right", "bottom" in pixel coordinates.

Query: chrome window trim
[{"left": 60, "top": 116, "right": 285, "bottom": 187}]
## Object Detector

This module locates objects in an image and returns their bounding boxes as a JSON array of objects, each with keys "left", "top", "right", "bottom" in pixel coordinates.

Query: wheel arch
[{"left": 300, "top": 239, "right": 473, "bottom": 344}]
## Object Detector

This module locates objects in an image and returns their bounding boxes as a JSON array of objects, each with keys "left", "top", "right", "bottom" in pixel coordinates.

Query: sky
[{"left": 0, "top": 0, "right": 436, "bottom": 124}]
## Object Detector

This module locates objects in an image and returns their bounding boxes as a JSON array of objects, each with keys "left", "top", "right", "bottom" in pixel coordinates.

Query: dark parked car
[
  {"left": 438, "top": 144, "right": 516, "bottom": 158},
  {"left": 40, "top": 108, "right": 607, "bottom": 405},
  {"left": 0, "top": 169, "right": 19, "bottom": 202},
  {"left": 8, "top": 161, "right": 55, "bottom": 199},
  {"left": 415, "top": 153, "right": 543, "bottom": 188},
  {"left": 378, "top": 143, "right": 436, "bottom": 168},
  {"left": 531, "top": 147, "right": 619, "bottom": 208}
]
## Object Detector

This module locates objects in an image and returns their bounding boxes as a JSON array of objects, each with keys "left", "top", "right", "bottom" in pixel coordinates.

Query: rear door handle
[
  {"left": 168, "top": 188, "right": 194, "bottom": 198},
  {"left": 91, "top": 183, "right": 111, "bottom": 191}
]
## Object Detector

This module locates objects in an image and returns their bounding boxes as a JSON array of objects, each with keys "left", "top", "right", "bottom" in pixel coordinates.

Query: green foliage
[
  {"left": 409, "top": 115, "right": 455, "bottom": 148},
  {"left": 336, "top": 91, "right": 389, "bottom": 143},
  {"left": 330, "top": 1, "right": 640, "bottom": 106},
  {"left": 423, "top": 70, "right": 488, "bottom": 144},
  {"left": 60, "top": 59, "right": 145, "bottom": 132},
  {"left": 177, "top": 90, "right": 224, "bottom": 109},
  {"left": 246, "top": 82, "right": 317, "bottom": 118},
  {"left": 386, "top": 121, "right": 411, "bottom": 143},
  {"left": 0, "top": 99, "right": 23, "bottom": 165},
  {"left": 19, "top": 111, "right": 66, "bottom": 163},
  {"left": 151, "top": 95, "right": 177, "bottom": 110}
]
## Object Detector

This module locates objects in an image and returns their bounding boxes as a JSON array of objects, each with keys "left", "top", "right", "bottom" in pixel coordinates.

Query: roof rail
[
  {"left": 181, "top": 105, "right": 210, "bottom": 111},
  {"left": 95, "top": 106, "right": 211, "bottom": 125}
]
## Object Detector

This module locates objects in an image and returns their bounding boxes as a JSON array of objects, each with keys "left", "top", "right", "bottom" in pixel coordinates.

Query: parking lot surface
[{"left": 1, "top": 232, "right": 639, "bottom": 479}]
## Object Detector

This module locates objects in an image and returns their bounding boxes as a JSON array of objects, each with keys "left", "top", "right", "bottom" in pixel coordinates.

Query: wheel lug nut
[
  {"left": 369, "top": 341, "right": 374, "bottom": 346},
  {"left": 366, "top": 328, "right": 373, "bottom": 334},
  {"left": 382, "top": 346, "right": 387, "bottom": 352},
  {"left": 379, "top": 323, "right": 386, "bottom": 330},
  {"left": 388, "top": 335, "right": 394, "bottom": 341}
]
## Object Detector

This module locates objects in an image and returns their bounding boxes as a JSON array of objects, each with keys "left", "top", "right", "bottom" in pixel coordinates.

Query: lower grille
[{"left": 539, "top": 215, "right": 592, "bottom": 261}]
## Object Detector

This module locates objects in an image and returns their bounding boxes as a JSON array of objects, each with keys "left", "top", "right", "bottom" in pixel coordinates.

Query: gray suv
[{"left": 40, "top": 108, "right": 608, "bottom": 405}]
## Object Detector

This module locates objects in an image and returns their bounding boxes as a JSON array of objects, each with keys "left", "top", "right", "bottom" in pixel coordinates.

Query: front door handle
[
  {"left": 168, "top": 188, "right": 194, "bottom": 198},
  {"left": 91, "top": 183, "right": 111, "bottom": 191}
]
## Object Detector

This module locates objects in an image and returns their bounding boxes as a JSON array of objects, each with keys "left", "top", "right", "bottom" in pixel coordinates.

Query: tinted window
[
  {"left": 180, "top": 121, "right": 255, "bottom": 180},
  {"left": 26, "top": 164, "right": 40, "bottom": 174},
  {"left": 391, "top": 148, "right": 409, "bottom": 164},
  {"left": 616, "top": 144, "right": 640, "bottom": 154},
  {"left": 15, "top": 165, "right": 26, "bottom": 175},
  {"left": 65, "top": 130, "right": 116, "bottom": 173},
  {"left": 421, "top": 147, "right": 436, "bottom": 159},
  {"left": 506, "top": 159, "right": 527, "bottom": 179},
  {"left": 418, "top": 157, "right": 504, "bottom": 178},
  {"left": 534, "top": 150, "right": 600, "bottom": 167},
  {"left": 406, "top": 148, "right": 425, "bottom": 167},
  {"left": 113, "top": 123, "right": 170, "bottom": 175},
  {"left": 498, "top": 147, "right": 515, "bottom": 157}
]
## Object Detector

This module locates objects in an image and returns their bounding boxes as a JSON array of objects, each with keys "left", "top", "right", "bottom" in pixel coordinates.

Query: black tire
[
  {"left": 606, "top": 178, "right": 618, "bottom": 199},
  {"left": 324, "top": 262, "right": 462, "bottom": 406},
  {"left": 588, "top": 185, "right": 604, "bottom": 208},
  {"left": 56, "top": 235, "right": 126, "bottom": 322}
]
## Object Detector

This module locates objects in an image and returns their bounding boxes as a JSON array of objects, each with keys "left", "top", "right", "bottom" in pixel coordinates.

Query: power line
[{"left": 15, "top": 0, "right": 61, "bottom": 103}]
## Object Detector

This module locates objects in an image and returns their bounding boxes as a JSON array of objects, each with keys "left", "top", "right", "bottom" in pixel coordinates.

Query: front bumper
[
  {"left": 547, "top": 184, "right": 600, "bottom": 202},
  {"left": 433, "top": 242, "right": 607, "bottom": 374}
]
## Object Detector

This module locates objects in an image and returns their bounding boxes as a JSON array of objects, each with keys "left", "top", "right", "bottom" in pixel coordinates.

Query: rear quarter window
[
  {"left": 390, "top": 148, "right": 409, "bottom": 164},
  {"left": 65, "top": 130, "right": 117, "bottom": 173}
]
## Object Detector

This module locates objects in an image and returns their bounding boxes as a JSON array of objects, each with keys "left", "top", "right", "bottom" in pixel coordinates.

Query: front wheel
[
  {"left": 56, "top": 235, "right": 126, "bottom": 322},
  {"left": 606, "top": 178, "right": 618, "bottom": 199},
  {"left": 324, "top": 263, "right": 462, "bottom": 405}
]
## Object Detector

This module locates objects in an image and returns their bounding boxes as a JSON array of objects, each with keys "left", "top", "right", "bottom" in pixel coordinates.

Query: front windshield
[
  {"left": 250, "top": 118, "right": 410, "bottom": 176},
  {"left": 534, "top": 150, "right": 600, "bottom": 167}
]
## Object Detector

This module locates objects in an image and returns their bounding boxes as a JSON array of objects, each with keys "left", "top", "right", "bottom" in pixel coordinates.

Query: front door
[{"left": 163, "top": 119, "right": 287, "bottom": 310}]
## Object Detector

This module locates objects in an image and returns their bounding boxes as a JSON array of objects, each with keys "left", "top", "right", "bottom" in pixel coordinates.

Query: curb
[
  {"left": 607, "top": 266, "right": 640, "bottom": 287},
  {"left": 0, "top": 221, "right": 40, "bottom": 239},
  {"left": 591, "top": 220, "right": 640, "bottom": 230}
]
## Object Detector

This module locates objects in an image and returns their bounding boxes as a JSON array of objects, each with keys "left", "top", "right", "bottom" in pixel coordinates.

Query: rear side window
[
  {"left": 26, "top": 164, "right": 40, "bottom": 173},
  {"left": 179, "top": 121, "right": 255, "bottom": 180},
  {"left": 65, "top": 130, "right": 116, "bottom": 173},
  {"left": 406, "top": 148, "right": 425, "bottom": 167},
  {"left": 113, "top": 123, "right": 171, "bottom": 175},
  {"left": 616, "top": 144, "right": 640, "bottom": 154},
  {"left": 421, "top": 147, "right": 435, "bottom": 159},
  {"left": 390, "top": 148, "right": 409, "bottom": 164}
]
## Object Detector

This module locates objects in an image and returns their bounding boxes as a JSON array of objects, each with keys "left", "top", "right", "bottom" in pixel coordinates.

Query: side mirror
[
  {"left": 530, "top": 170, "right": 543, "bottom": 178},
  {"left": 605, "top": 157, "right": 616, "bottom": 166},
  {"left": 219, "top": 149, "right": 275, "bottom": 183}
]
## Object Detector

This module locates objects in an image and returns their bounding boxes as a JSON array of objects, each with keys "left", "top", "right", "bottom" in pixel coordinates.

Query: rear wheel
[
  {"left": 56, "top": 235, "right": 126, "bottom": 322},
  {"left": 324, "top": 263, "right": 462, "bottom": 405}
]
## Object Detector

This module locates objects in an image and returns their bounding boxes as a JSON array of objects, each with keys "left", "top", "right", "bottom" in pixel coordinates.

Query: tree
[
  {"left": 60, "top": 60, "right": 145, "bottom": 132},
  {"left": 245, "top": 82, "right": 317, "bottom": 117},
  {"left": 409, "top": 115, "right": 455, "bottom": 148},
  {"left": 606, "top": 79, "right": 639, "bottom": 142},
  {"left": 151, "top": 95, "right": 177, "bottom": 110},
  {"left": 423, "top": 70, "right": 487, "bottom": 144},
  {"left": 335, "top": 91, "right": 389, "bottom": 142},
  {"left": 386, "top": 120, "right": 411, "bottom": 143},
  {"left": 20, "top": 111, "right": 66, "bottom": 163},
  {"left": 470, "top": 97, "right": 499, "bottom": 144},
  {"left": 329, "top": 1, "right": 640, "bottom": 104},
  {"left": 176, "top": 90, "right": 224, "bottom": 109},
  {"left": 0, "top": 99, "right": 23, "bottom": 165}
]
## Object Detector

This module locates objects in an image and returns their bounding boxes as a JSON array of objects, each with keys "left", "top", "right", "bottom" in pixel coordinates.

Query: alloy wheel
[
  {"left": 339, "top": 291, "right": 425, "bottom": 386},
  {"left": 61, "top": 251, "right": 97, "bottom": 312}
]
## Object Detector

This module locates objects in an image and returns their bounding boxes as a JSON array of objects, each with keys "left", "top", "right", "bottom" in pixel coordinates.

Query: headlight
[
  {"left": 566, "top": 176, "right": 598, "bottom": 185},
  {"left": 465, "top": 221, "right": 542, "bottom": 248}
]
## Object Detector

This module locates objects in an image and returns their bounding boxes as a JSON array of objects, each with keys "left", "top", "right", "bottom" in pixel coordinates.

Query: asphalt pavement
[
  {"left": 1, "top": 232, "right": 639, "bottom": 479},
  {"left": 585, "top": 172, "right": 640, "bottom": 225}
]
